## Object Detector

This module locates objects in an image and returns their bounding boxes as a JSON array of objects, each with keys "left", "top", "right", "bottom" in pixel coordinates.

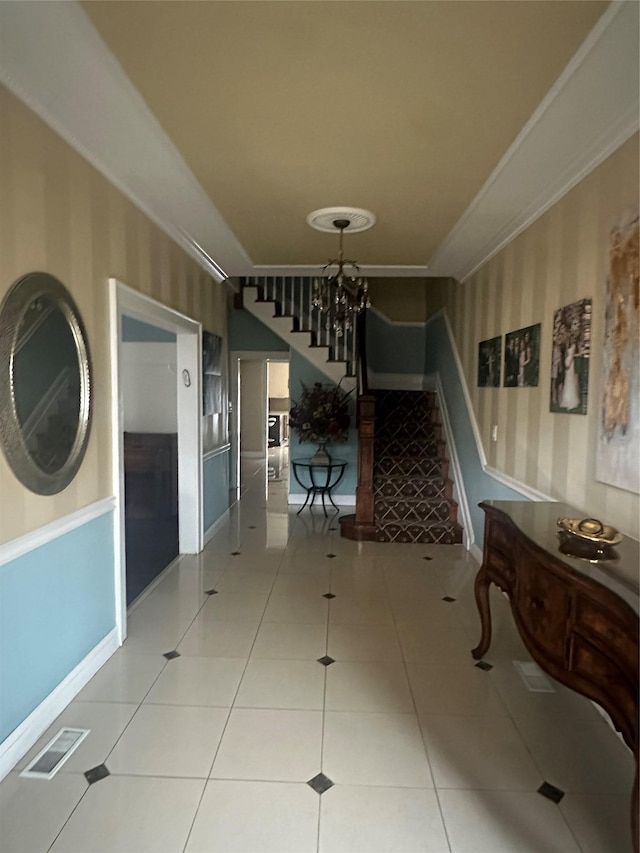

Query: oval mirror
[{"left": 0, "top": 272, "right": 92, "bottom": 495}]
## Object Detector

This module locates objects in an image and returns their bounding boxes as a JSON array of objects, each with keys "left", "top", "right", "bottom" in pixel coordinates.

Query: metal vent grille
[
  {"left": 20, "top": 728, "right": 89, "bottom": 779},
  {"left": 513, "top": 660, "right": 555, "bottom": 693}
]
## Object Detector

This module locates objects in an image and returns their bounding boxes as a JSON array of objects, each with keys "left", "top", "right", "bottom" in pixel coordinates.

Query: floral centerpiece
[{"left": 289, "top": 381, "right": 351, "bottom": 461}]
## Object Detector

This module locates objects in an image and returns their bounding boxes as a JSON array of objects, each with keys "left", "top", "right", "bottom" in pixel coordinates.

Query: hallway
[{"left": 0, "top": 457, "right": 634, "bottom": 852}]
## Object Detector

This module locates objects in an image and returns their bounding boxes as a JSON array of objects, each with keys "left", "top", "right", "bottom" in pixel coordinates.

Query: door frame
[
  {"left": 229, "top": 350, "right": 289, "bottom": 499},
  {"left": 109, "top": 279, "right": 203, "bottom": 642}
]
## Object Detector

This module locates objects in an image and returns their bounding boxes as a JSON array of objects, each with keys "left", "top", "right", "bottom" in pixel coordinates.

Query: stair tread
[{"left": 375, "top": 495, "right": 458, "bottom": 506}]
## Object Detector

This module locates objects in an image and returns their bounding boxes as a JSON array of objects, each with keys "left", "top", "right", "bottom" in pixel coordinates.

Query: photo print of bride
[
  {"left": 503, "top": 324, "right": 541, "bottom": 387},
  {"left": 550, "top": 298, "right": 592, "bottom": 415}
]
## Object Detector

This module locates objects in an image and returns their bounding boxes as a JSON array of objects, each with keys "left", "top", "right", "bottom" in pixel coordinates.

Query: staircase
[
  {"left": 373, "top": 390, "right": 463, "bottom": 543},
  {"left": 237, "top": 279, "right": 464, "bottom": 545},
  {"left": 240, "top": 277, "right": 357, "bottom": 388}
]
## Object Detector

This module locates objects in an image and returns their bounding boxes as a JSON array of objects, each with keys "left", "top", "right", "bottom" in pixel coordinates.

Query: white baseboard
[
  {"left": 469, "top": 542, "right": 483, "bottom": 564},
  {"left": 434, "top": 373, "right": 475, "bottom": 552},
  {"left": 0, "top": 627, "right": 120, "bottom": 782},
  {"left": 204, "top": 509, "right": 231, "bottom": 546},
  {"left": 288, "top": 493, "right": 356, "bottom": 507}
]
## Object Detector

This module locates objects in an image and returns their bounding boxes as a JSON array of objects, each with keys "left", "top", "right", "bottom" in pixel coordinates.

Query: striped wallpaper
[
  {"left": 0, "top": 84, "right": 227, "bottom": 543},
  {"left": 443, "top": 133, "right": 639, "bottom": 539}
]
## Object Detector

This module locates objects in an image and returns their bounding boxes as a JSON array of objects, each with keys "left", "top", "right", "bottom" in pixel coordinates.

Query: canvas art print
[
  {"left": 503, "top": 324, "right": 541, "bottom": 387},
  {"left": 477, "top": 336, "right": 502, "bottom": 387},
  {"left": 550, "top": 299, "right": 591, "bottom": 414},
  {"left": 202, "top": 330, "right": 223, "bottom": 415},
  {"left": 596, "top": 210, "right": 639, "bottom": 494}
]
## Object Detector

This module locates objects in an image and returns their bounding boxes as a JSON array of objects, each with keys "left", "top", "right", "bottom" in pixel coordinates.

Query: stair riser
[
  {"left": 376, "top": 424, "right": 443, "bottom": 441},
  {"left": 375, "top": 440, "right": 446, "bottom": 458},
  {"left": 374, "top": 480, "right": 454, "bottom": 500},
  {"left": 375, "top": 523, "right": 463, "bottom": 544},
  {"left": 375, "top": 502, "right": 458, "bottom": 524},
  {"left": 375, "top": 458, "right": 450, "bottom": 479}
]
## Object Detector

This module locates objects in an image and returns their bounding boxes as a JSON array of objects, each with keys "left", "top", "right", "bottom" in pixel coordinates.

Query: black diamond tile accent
[
  {"left": 442, "top": 596, "right": 456, "bottom": 603},
  {"left": 231, "top": 551, "right": 241, "bottom": 556},
  {"left": 317, "top": 655, "right": 335, "bottom": 667},
  {"left": 248, "top": 526, "right": 256, "bottom": 529},
  {"left": 422, "top": 556, "right": 433, "bottom": 561},
  {"left": 475, "top": 660, "right": 493, "bottom": 671},
  {"left": 163, "top": 650, "right": 181, "bottom": 660},
  {"left": 323, "top": 593, "right": 336, "bottom": 599},
  {"left": 538, "top": 782, "right": 565, "bottom": 803},
  {"left": 85, "top": 764, "right": 110, "bottom": 785},
  {"left": 307, "top": 772, "right": 334, "bottom": 794},
  {"left": 328, "top": 527, "right": 337, "bottom": 531},
  {"left": 205, "top": 588, "right": 218, "bottom": 596},
  {"left": 326, "top": 554, "right": 337, "bottom": 559}
]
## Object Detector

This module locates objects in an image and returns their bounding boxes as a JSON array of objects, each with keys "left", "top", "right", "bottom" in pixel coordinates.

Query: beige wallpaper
[
  {"left": 444, "top": 133, "right": 639, "bottom": 539},
  {"left": 0, "top": 85, "right": 226, "bottom": 543}
]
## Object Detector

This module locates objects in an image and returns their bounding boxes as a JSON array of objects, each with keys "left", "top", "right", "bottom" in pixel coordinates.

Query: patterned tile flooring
[{"left": 0, "top": 452, "right": 635, "bottom": 852}]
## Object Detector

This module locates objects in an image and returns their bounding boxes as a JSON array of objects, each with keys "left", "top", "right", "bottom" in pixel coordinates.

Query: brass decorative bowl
[{"left": 557, "top": 516, "right": 623, "bottom": 546}]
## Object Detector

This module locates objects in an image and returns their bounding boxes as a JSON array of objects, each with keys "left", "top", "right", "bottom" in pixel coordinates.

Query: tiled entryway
[{"left": 0, "top": 455, "right": 634, "bottom": 852}]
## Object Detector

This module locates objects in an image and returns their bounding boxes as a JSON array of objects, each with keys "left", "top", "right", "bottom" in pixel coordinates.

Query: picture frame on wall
[
  {"left": 477, "top": 336, "right": 502, "bottom": 387},
  {"left": 202, "top": 330, "right": 223, "bottom": 415},
  {"left": 596, "top": 210, "right": 639, "bottom": 494},
  {"left": 503, "top": 323, "right": 541, "bottom": 387},
  {"left": 550, "top": 298, "right": 591, "bottom": 415}
]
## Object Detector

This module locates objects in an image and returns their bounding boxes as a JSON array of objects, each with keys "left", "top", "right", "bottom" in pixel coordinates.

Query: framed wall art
[
  {"left": 596, "top": 210, "right": 639, "bottom": 494},
  {"left": 503, "top": 323, "right": 541, "bottom": 387},
  {"left": 202, "top": 330, "right": 223, "bottom": 415},
  {"left": 550, "top": 298, "right": 591, "bottom": 414},
  {"left": 477, "top": 336, "right": 502, "bottom": 387}
]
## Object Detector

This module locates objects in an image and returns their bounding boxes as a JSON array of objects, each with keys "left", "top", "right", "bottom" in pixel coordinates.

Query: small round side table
[{"left": 291, "top": 457, "right": 348, "bottom": 516}]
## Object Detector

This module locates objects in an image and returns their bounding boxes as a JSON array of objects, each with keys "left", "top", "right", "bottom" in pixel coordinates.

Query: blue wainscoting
[
  {"left": 366, "top": 309, "right": 427, "bottom": 376},
  {"left": 0, "top": 510, "right": 116, "bottom": 743},
  {"left": 203, "top": 446, "right": 230, "bottom": 534}
]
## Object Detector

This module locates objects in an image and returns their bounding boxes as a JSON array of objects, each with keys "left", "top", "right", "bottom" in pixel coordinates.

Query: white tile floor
[{"left": 0, "top": 452, "right": 635, "bottom": 852}]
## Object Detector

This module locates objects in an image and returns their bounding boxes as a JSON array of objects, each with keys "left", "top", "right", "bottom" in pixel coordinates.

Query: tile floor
[{"left": 0, "top": 452, "right": 635, "bottom": 852}]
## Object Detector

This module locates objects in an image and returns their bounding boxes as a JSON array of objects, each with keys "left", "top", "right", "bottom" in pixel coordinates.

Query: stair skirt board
[{"left": 372, "top": 389, "right": 463, "bottom": 545}]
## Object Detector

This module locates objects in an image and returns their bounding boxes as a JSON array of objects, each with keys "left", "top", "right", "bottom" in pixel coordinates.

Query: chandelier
[{"left": 307, "top": 208, "right": 376, "bottom": 336}]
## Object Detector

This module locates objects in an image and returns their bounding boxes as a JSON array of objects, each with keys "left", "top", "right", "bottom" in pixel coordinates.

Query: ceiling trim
[
  {"left": 427, "top": 0, "right": 640, "bottom": 281},
  {"left": 0, "top": 1, "right": 250, "bottom": 282},
  {"left": 250, "top": 265, "right": 431, "bottom": 278},
  {"left": 0, "top": 2, "right": 637, "bottom": 283}
]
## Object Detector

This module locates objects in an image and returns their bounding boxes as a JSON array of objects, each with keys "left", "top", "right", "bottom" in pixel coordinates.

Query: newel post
[
  {"left": 355, "top": 394, "right": 376, "bottom": 525},
  {"left": 339, "top": 392, "right": 377, "bottom": 540}
]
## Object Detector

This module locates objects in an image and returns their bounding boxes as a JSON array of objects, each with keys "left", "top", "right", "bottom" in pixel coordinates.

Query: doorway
[
  {"left": 109, "top": 279, "right": 203, "bottom": 641},
  {"left": 229, "top": 350, "right": 289, "bottom": 500},
  {"left": 120, "top": 316, "right": 179, "bottom": 604}
]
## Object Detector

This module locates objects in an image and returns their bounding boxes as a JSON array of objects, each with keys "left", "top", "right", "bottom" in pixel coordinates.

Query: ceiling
[{"left": 0, "top": 2, "right": 638, "bottom": 282}]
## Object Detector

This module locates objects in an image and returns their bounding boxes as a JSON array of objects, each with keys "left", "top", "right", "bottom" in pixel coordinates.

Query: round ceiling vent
[{"left": 306, "top": 207, "right": 377, "bottom": 234}]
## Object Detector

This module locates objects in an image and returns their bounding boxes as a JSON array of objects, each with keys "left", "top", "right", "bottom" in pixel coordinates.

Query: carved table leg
[{"left": 471, "top": 566, "right": 493, "bottom": 660}]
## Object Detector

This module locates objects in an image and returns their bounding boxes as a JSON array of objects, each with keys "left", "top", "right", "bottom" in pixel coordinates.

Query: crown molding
[
  {"left": 0, "top": 1, "right": 250, "bottom": 281},
  {"left": 0, "top": 1, "right": 636, "bottom": 283},
  {"left": 249, "top": 265, "right": 432, "bottom": 278},
  {"left": 427, "top": 1, "right": 639, "bottom": 281}
]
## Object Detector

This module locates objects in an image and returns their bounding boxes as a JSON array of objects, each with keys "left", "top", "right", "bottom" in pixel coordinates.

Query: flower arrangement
[{"left": 289, "top": 382, "right": 351, "bottom": 444}]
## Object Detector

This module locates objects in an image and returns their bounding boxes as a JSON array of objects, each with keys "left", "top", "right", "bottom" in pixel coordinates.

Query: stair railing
[
  {"left": 241, "top": 276, "right": 357, "bottom": 377},
  {"left": 240, "top": 277, "right": 376, "bottom": 538},
  {"left": 352, "top": 309, "right": 376, "bottom": 534}
]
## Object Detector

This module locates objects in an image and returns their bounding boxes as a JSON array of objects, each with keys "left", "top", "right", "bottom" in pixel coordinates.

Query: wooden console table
[{"left": 473, "top": 500, "right": 639, "bottom": 852}]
